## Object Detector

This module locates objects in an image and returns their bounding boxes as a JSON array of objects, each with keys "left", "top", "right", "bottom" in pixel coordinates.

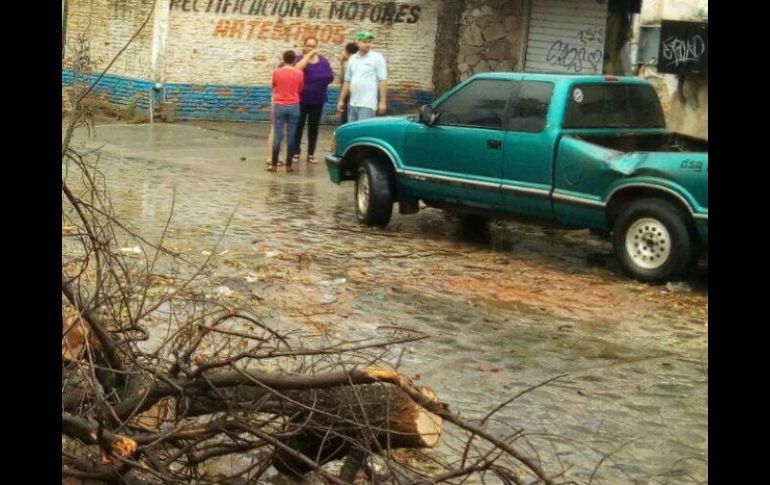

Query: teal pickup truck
[{"left": 325, "top": 73, "right": 708, "bottom": 283}]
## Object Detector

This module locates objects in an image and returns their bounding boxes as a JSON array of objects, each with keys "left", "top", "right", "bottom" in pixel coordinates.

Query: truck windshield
[{"left": 563, "top": 84, "right": 666, "bottom": 129}]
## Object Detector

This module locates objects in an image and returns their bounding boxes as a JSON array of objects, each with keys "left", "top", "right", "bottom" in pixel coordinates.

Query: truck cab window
[
  {"left": 437, "top": 79, "right": 515, "bottom": 130},
  {"left": 564, "top": 84, "right": 665, "bottom": 128},
  {"left": 508, "top": 81, "right": 554, "bottom": 133}
]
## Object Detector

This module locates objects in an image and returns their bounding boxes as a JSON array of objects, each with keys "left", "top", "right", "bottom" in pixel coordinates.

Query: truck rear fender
[{"left": 605, "top": 184, "right": 697, "bottom": 230}]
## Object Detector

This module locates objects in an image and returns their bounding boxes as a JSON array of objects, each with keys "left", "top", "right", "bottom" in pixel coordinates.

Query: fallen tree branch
[
  {"left": 63, "top": 412, "right": 138, "bottom": 460},
  {"left": 62, "top": 271, "right": 126, "bottom": 374}
]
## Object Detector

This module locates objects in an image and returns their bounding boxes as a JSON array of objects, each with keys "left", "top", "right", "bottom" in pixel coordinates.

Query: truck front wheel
[
  {"left": 612, "top": 198, "right": 697, "bottom": 283},
  {"left": 355, "top": 159, "right": 394, "bottom": 227}
]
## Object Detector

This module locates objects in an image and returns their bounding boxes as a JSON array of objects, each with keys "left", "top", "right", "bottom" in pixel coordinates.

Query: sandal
[
  {"left": 307, "top": 155, "right": 317, "bottom": 164},
  {"left": 291, "top": 154, "right": 300, "bottom": 164}
]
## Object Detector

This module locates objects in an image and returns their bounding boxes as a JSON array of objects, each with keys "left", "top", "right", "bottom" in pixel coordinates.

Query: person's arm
[
  {"left": 338, "top": 82, "right": 350, "bottom": 112},
  {"left": 338, "top": 60, "right": 353, "bottom": 111},
  {"left": 376, "top": 56, "right": 388, "bottom": 114},
  {"left": 378, "top": 80, "right": 388, "bottom": 114},
  {"left": 339, "top": 58, "right": 347, "bottom": 87},
  {"left": 295, "top": 51, "right": 317, "bottom": 70}
]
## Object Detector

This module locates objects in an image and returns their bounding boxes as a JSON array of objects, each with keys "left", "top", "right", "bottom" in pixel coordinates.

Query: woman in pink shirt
[{"left": 268, "top": 50, "right": 304, "bottom": 172}]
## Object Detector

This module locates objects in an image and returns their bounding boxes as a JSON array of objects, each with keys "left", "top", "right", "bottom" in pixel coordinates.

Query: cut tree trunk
[{"left": 272, "top": 383, "right": 442, "bottom": 477}]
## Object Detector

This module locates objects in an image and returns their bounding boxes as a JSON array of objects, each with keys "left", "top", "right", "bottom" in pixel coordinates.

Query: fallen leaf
[{"left": 118, "top": 246, "right": 143, "bottom": 255}]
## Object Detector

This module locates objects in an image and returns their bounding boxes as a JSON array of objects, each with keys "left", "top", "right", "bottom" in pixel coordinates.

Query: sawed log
[{"left": 272, "top": 383, "right": 442, "bottom": 478}]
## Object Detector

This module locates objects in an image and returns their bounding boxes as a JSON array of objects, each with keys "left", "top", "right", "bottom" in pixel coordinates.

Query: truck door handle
[{"left": 487, "top": 139, "right": 502, "bottom": 150}]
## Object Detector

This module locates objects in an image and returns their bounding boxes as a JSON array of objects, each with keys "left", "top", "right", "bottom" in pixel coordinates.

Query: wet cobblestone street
[{"left": 65, "top": 122, "right": 707, "bottom": 484}]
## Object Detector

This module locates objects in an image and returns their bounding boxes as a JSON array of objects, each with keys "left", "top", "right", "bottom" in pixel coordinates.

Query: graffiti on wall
[
  {"left": 170, "top": 0, "right": 422, "bottom": 43},
  {"left": 108, "top": 0, "right": 156, "bottom": 20},
  {"left": 657, "top": 21, "right": 707, "bottom": 75},
  {"left": 662, "top": 35, "right": 704, "bottom": 67},
  {"left": 545, "top": 25, "right": 605, "bottom": 73}
]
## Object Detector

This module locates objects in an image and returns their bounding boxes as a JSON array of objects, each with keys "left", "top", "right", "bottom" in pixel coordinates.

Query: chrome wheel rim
[
  {"left": 356, "top": 171, "right": 370, "bottom": 215},
  {"left": 625, "top": 217, "right": 671, "bottom": 270}
]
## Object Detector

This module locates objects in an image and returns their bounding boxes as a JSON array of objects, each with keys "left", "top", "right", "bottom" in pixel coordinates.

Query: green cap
[{"left": 357, "top": 31, "right": 375, "bottom": 41}]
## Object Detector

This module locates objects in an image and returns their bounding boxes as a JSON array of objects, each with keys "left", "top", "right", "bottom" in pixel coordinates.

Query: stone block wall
[{"left": 456, "top": 0, "right": 526, "bottom": 81}]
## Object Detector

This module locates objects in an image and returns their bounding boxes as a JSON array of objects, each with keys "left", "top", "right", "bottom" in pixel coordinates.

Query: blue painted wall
[{"left": 63, "top": 69, "right": 433, "bottom": 122}]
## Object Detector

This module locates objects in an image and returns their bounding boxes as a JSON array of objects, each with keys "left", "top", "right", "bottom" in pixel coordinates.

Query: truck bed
[{"left": 574, "top": 133, "right": 707, "bottom": 153}]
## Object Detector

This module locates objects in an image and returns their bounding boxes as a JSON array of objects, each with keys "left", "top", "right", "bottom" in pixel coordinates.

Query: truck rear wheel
[
  {"left": 355, "top": 159, "right": 394, "bottom": 227},
  {"left": 612, "top": 198, "right": 697, "bottom": 283}
]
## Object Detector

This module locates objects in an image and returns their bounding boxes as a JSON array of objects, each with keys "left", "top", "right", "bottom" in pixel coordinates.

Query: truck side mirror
[{"left": 419, "top": 104, "right": 438, "bottom": 125}]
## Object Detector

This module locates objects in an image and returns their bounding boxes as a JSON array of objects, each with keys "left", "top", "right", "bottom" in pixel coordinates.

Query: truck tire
[
  {"left": 612, "top": 198, "right": 697, "bottom": 283},
  {"left": 355, "top": 159, "right": 394, "bottom": 227}
]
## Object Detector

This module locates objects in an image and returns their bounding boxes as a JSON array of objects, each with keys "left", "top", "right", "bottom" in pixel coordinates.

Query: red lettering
[
  {"left": 271, "top": 20, "right": 286, "bottom": 40},
  {"left": 246, "top": 20, "right": 260, "bottom": 39},
  {"left": 302, "top": 24, "right": 320, "bottom": 41},
  {"left": 319, "top": 25, "right": 332, "bottom": 43},
  {"left": 259, "top": 21, "right": 273, "bottom": 40},
  {"left": 286, "top": 23, "right": 303, "bottom": 42},
  {"left": 230, "top": 19, "right": 244, "bottom": 38},
  {"left": 213, "top": 19, "right": 230, "bottom": 37},
  {"left": 331, "top": 26, "right": 346, "bottom": 44}
]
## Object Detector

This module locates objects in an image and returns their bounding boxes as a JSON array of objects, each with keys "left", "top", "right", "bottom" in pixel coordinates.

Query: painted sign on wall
[
  {"left": 163, "top": 0, "right": 437, "bottom": 87},
  {"left": 64, "top": 0, "right": 436, "bottom": 121}
]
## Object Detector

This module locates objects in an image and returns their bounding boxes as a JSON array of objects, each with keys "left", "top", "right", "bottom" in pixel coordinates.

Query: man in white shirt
[{"left": 337, "top": 31, "right": 388, "bottom": 122}]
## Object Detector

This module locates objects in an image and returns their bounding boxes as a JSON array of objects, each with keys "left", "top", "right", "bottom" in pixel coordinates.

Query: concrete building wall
[
  {"left": 64, "top": 0, "right": 156, "bottom": 78},
  {"left": 63, "top": 0, "right": 158, "bottom": 112},
  {"left": 636, "top": 0, "right": 707, "bottom": 139},
  {"left": 62, "top": 0, "right": 707, "bottom": 134},
  {"left": 640, "top": 0, "right": 707, "bottom": 24},
  {"left": 64, "top": 0, "right": 439, "bottom": 120}
]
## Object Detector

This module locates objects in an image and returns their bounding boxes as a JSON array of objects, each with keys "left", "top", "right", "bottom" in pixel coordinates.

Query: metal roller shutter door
[{"left": 524, "top": 0, "right": 608, "bottom": 74}]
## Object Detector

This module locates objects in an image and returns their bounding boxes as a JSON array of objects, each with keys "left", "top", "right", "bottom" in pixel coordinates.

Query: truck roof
[{"left": 467, "top": 72, "right": 651, "bottom": 86}]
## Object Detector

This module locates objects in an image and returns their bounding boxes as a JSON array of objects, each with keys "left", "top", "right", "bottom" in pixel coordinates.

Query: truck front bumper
[{"left": 325, "top": 153, "right": 342, "bottom": 184}]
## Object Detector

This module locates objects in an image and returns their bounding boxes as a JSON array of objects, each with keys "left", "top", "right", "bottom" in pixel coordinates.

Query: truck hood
[
  {"left": 335, "top": 115, "right": 414, "bottom": 152},
  {"left": 338, "top": 115, "right": 413, "bottom": 132}
]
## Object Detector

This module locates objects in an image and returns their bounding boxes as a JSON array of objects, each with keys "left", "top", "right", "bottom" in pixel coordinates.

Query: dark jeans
[
  {"left": 294, "top": 103, "right": 324, "bottom": 157},
  {"left": 272, "top": 104, "right": 300, "bottom": 166}
]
